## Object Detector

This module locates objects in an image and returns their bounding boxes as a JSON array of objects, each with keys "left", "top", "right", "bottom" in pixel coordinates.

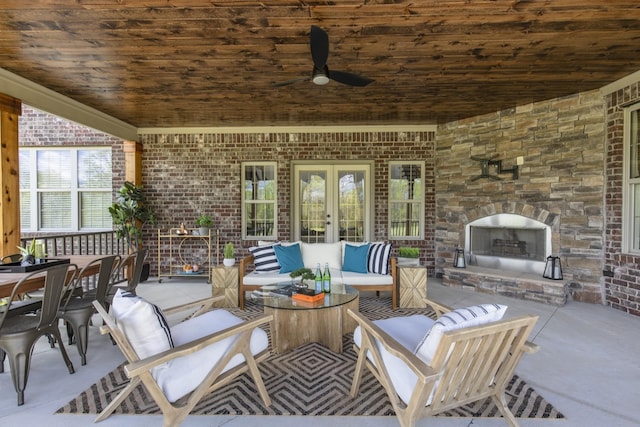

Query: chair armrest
[
  {"left": 239, "top": 254, "right": 254, "bottom": 281},
  {"left": 347, "top": 308, "right": 439, "bottom": 381},
  {"left": 125, "top": 313, "right": 273, "bottom": 377},
  {"left": 423, "top": 297, "right": 453, "bottom": 318}
]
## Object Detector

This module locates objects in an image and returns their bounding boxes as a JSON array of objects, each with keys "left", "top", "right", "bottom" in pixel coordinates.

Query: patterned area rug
[{"left": 57, "top": 296, "right": 564, "bottom": 419}]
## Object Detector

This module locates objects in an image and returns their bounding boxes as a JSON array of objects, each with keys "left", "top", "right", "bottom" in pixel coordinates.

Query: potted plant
[
  {"left": 109, "top": 181, "right": 157, "bottom": 280},
  {"left": 223, "top": 242, "right": 235, "bottom": 267},
  {"left": 195, "top": 214, "right": 213, "bottom": 236},
  {"left": 289, "top": 267, "right": 314, "bottom": 287},
  {"left": 398, "top": 246, "right": 420, "bottom": 266}
]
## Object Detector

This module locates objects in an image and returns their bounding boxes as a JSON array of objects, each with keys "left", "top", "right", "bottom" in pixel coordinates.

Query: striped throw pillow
[
  {"left": 249, "top": 243, "right": 281, "bottom": 273},
  {"left": 414, "top": 303, "right": 507, "bottom": 364},
  {"left": 368, "top": 242, "right": 392, "bottom": 275}
]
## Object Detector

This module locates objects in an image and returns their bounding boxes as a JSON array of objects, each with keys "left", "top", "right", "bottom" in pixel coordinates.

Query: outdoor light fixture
[
  {"left": 453, "top": 248, "right": 466, "bottom": 268},
  {"left": 543, "top": 255, "right": 563, "bottom": 280}
]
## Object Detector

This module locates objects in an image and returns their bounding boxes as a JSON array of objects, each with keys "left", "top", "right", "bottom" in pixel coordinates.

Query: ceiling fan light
[{"left": 313, "top": 74, "right": 330, "bottom": 85}]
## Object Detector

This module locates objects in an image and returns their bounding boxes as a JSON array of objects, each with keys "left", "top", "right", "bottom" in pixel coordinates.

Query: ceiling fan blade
[
  {"left": 329, "top": 70, "right": 375, "bottom": 87},
  {"left": 310, "top": 25, "right": 329, "bottom": 69},
  {"left": 272, "top": 77, "right": 309, "bottom": 87}
]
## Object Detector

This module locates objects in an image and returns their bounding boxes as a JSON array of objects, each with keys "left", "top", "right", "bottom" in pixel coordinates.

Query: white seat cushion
[
  {"left": 340, "top": 271, "right": 393, "bottom": 285},
  {"left": 153, "top": 309, "right": 269, "bottom": 402},
  {"left": 353, "top": 315, "right": 434, "bottom": 405}
]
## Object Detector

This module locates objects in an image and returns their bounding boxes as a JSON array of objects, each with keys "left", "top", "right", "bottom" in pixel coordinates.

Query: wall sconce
[
  {"left": 543, "top": 255, "right": 563, "bottom": 280},
  {"left": 453, "top": 248, "right": 466, "bottom": 268}
]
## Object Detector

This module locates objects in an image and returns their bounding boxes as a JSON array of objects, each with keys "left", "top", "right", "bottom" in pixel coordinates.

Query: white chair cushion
[
  {"left": 340, "top": 270, "right": 393, "bottom": 285},
  {"left": 153, "top": 309, "right": 269, "bottom": 403},
  {"left": 301, "top": 241, "right": 342, "bottom": 270},
  {"left": 111, "top": 289, "right": 173, "bottom": 361},
  {"left": 353, "top": 315, "right": 434, "bottom": 405},
  {"left": 415, "top": 304, "right": 507, "bottom": 364}
]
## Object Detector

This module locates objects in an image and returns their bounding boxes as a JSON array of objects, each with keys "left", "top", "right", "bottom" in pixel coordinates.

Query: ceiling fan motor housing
[{"left": 312, "top": 66, "right": 330, "bottom": 85}]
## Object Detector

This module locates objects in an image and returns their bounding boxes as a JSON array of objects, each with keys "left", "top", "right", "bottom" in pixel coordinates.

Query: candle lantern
[
  {"left": 453, "top": 248, "right": 466, "bottom": 268},
  {"left": 543, "top": 255, "right": 563, "bottom": 280}
]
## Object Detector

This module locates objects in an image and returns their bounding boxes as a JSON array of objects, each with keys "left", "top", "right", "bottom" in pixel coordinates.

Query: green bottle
[
  {"left": 314, "top": 263, "right": 322, "bottom": 293},
  {"left": 323, "top": 262, "right": 331, "bottom": 293}
]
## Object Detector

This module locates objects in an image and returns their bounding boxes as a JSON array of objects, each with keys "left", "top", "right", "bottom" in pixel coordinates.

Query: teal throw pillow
[
  {"left": 343, "top": 243, "right": 370, "bottom": 273},
  {"left": 273, "top": 243, "right": 304, "bottom": 273}
]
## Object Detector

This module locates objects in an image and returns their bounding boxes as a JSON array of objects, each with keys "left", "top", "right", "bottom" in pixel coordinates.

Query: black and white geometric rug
[{"left": 56, "top": 296, "right": 564, "bottom": 419}]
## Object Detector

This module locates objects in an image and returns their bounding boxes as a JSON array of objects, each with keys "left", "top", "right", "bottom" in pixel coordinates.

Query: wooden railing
[{"left": 20, "top": 231, "right": 128, "bottom": 257}]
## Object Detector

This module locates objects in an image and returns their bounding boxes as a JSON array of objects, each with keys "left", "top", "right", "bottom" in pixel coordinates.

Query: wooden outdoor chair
[
  {"left": 348, "top": 303, "right": 540, "bottom": 427},
  {"left": 92, "top": 290, "right": 273, "bottom": 427}
]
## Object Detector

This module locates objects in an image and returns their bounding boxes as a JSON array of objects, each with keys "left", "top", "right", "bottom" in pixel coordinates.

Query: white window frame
[
  {"left": 623, "top": 102, "right": 640, "bottom": 253},
  {"left": 242, "top": 162, "right": 278, "bottom": 240},
  {"left": 388, "top": 160, "right": 425, "bottom": 240},
  {"left": 19, "top": 147, "right": 112, "bottom": 232}
]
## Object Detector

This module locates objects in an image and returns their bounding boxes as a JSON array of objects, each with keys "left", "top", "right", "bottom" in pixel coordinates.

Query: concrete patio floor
[{"left": 0, "top": 276, "right": 638, "bottom": 427}]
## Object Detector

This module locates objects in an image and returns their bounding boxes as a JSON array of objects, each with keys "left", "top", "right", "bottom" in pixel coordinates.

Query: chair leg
[
  {"left": 3, "top": 337, "right": 37, "bottom": 405},
  {"left": 47, "top": 327, "right": 75, "bottom": 375},
  {"left": 66, "top": 321, "right": 75, "bottom": 345},
  {"left": 0, "top": 348, "right": 5, "bottom": 373},
  {"left": 63, "top": 310, "right": 93, "bottom": 365}
]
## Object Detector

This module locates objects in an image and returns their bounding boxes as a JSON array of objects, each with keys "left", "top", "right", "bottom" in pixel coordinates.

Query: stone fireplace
[{"left": 465, "top": 213, "right": 551, "bottom": 276}]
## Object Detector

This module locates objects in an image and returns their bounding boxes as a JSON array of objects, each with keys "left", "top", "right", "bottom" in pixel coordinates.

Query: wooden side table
[
  {"left": 397, "top": 265, "right": 427, "bottom": 308},
  {"left": 211, "top": 266, "right": 239, "bottom": 307}
]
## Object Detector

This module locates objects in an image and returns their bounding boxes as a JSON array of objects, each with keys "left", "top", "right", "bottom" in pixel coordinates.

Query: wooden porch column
[
  {"left": 123, "top": 140, "right": 142, "bottom": 186},
  {"left": 0, "top": 93, "right": 22, "bottom": 258}
]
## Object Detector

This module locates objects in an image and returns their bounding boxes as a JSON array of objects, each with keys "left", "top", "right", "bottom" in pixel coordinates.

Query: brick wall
[
  {"left": 138, "top": 131, "right": 436, "bottom": 272},
  {"left": 604, "top": 78, "right": 640, "bottom": 316},
  {"left": 435, "top": 90, "right": 606, "bottom": 304}
]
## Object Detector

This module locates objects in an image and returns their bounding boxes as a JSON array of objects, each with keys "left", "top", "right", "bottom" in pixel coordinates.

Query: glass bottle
[
  {"left": 323, "top": 262, "right": 331, "bottom": 293},
  {"left": 314, "top": 263, "right": 322, "bottom": 293}
]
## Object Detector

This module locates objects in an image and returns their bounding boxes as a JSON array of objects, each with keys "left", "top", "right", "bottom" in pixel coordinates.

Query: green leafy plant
[
  {"left": 195, "top": 214, "right": 213, "bottom": 228},
  {"left": 223, "top": 242, "right": 235, "bottom": 259},
  {"left": 109, "top": 181, "right": 157, "bottom": 252},
  {"left": 17, "top": 238, "right": 37, "bottom": 265},
  {"left": 289, "top": 267, "right": 314, "bottom": 282},
  {"left": 398, "top": 247, "right": 420, "bottom": 258}
]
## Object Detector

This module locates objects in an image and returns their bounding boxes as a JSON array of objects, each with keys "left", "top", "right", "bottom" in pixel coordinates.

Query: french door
[{"left": 293, "top": 163, "right": 372, "bottom": 243}]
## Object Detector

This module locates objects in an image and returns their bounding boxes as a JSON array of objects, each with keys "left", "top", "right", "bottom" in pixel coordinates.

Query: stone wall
[
  {"left": 604, "top": 78, "right": 640, "bottom": 316},
  {"left": 138, "top": 131, "right": 436, "bottom": 272},
  {"left": 435, "top": 90, "right": 606, "bottom": 304}
]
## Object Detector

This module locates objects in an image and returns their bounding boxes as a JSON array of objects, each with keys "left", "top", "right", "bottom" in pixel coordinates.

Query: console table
[{"left": 397, "top": 265, "right": 427, "bottom": 308}]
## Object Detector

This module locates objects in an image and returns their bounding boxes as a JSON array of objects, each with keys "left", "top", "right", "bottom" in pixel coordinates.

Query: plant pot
[
  {"left": 198, "top": 227, "right": 210, "bottom": 237},
  {"left": 141, "top": 262, "right": 150, "bottom": 282},
  {"left": 223, "top": 258, "right": 235, "bottom": 267},
  {"left": 397, "top": 257, "right": 420, "bottom": 266}
]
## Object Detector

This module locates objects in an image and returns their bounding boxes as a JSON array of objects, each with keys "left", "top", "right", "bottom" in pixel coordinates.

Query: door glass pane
[
  {"left": 338, "top": 170, "right": 365, "bottom": 242},
  {"left": 299, "top": 170, "right": 326, "bottom": 243}
]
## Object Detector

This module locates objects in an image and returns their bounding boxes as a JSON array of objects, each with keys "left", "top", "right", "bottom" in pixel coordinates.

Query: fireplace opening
[{"left": 465, "top": 213, "right": 551, "bottom": 275}]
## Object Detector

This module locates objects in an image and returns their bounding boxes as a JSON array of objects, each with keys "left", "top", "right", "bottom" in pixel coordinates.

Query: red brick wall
[
  {"left": 604, "top": 79, "right": 640, "bottom": 316},
  {"left": 139, "top": 131, "right": 436, "bottom": 272}
]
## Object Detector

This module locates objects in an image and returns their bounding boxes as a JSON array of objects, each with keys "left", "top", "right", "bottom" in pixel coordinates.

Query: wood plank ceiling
[{"left": 0, "top": 1, "right": 639, "bottom": 128}]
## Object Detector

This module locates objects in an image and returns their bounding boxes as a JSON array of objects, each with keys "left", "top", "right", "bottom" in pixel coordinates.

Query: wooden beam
[
  {"left": 123, "top": 140, "right": 142, "bottom": 186},
  {"left": 0, "top": 93, "right": 22, "bottom": 258}
]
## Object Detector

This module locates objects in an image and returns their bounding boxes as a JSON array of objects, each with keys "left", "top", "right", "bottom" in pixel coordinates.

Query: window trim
[
  {"left": 241, "top": 161, "right": 278, "bottom": 241},
  {"left": 622, "top": 102, "right": 640, "bottom": 254},
  {"left": 20, "top": 147, "right": 112, "bottom": 232},
  {"left": 388, "top": 160, "right": 425, "bottom": 240}
]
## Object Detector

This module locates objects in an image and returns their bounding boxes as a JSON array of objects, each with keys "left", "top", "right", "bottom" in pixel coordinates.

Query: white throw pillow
[
  {"left": 414, "top": 304, "right": 507, "bottom": 364},
  {"left": 111, "top": 289, "right": 174, "bottom": 361},
  {"left": 300, "top": 241, "right": 342, "bottom": 270}
]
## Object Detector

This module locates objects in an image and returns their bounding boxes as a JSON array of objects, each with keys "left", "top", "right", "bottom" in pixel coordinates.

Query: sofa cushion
[
  {"left": 111, "top": 289, "right": 174, "bottom": 361},
  {"left": 341, "top": 270, "right": 393, "bottom": 285},
  {"left": 273, "top": 242, "right": 304, "bottom": 273},
  {"left": 368, "top": 242, "right": 392, "bottom": 275},
  {"left": 153, "top": 309, "right": 269, "bottom": 403},
  {"left": 301, "top": 241, "right": 342, "bottom": 270},
  {"left": 249, "top": 242, "right": 281, "bottom": 273},
  {"left": 414, "top": 304, "right": 507, "bottom": 364},
  {"left": 343, "top": 243, "right": 370, "bottom": 273}
]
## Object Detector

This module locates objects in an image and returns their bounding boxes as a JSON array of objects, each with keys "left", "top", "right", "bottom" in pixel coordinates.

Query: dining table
[{"left": 0, "top": 255, "right": 111, "bottom": 299}]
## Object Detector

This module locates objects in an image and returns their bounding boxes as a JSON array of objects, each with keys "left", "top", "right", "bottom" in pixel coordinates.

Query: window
[
  {"left": 242, "top": 162, "right": 277, "bottom": 240},
  {"left": 19, "top": 148, "right": 112, "bottom": 231},
  {"left": 389, "top": 161, "right": 424, "bottom": 239},
  {"left": 624, "top": 103, "right": 640, "bottom": 252}
]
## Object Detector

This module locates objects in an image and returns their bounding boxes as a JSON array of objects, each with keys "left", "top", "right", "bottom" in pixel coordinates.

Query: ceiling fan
[{"left": 273, "top": 26, "right": 374, "bottom": 88}]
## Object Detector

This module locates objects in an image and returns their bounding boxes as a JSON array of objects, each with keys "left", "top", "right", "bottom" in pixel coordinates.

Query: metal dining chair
[
  {"left": 104, "top": 249, "right": 147, "bottom": 310},
  {"left": 0, "top": 263, "right": 77, "bottom": 405},
  {"left": 57, "top": 255, "right": 120, "bottom": 365}
]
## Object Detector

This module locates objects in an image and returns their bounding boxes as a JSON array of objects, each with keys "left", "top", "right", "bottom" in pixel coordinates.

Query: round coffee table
[{"left": 251, "top": 282, "right": 359, "bottom": 354}]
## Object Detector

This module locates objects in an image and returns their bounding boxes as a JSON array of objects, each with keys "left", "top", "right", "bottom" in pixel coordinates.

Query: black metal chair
[
  {"left": 104, "top": 249, "right": 147, "bottom": 310},
  {"left": 57, "top": 255, "right": 120, "bottom": 365},
  {"left": 0, "top": 263, "right": 77, "bottom": 405},
  {"left": 0, "top": 254, "right": 22, "bottom": 264}
]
